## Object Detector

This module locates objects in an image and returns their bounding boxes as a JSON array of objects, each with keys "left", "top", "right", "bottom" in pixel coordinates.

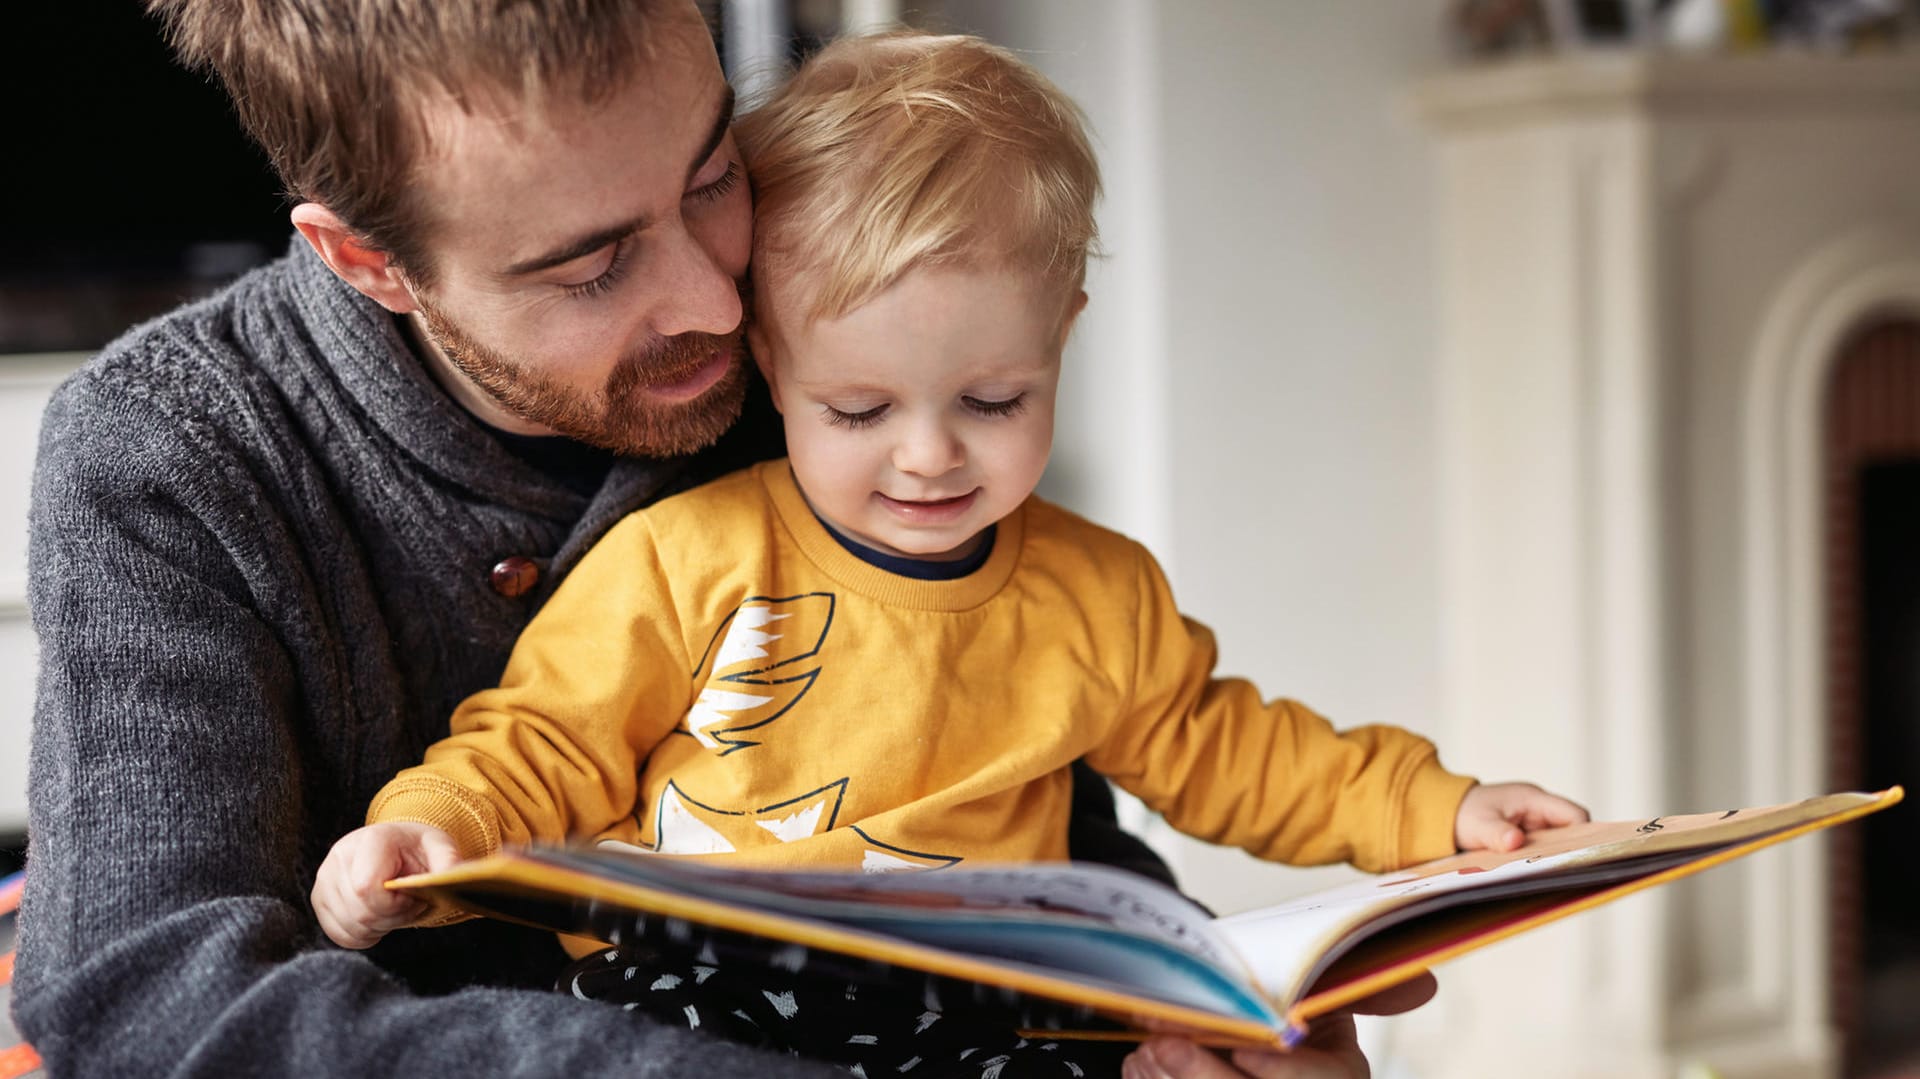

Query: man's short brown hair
[{"left": 146, "top": 0, "right": 676, "bottom": 283}]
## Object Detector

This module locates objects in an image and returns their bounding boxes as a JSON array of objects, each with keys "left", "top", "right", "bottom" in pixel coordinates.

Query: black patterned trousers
[{"left": 561, "top": 940, "right": 1135, "bottom": 1078}]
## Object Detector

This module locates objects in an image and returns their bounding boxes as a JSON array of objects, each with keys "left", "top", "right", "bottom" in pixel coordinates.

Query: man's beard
[{"left": 415, "top": 295, "right": 750, "bottom": 458}]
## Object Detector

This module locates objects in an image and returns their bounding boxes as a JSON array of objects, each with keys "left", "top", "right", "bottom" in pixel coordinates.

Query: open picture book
[{"left": 392, "top": 787, "right": 1902, "bottom": 1050}]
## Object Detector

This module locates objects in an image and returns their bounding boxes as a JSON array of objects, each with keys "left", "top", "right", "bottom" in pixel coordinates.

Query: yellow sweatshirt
[{"left": 370, "top": 460, "right": 1474, "bottom": 876}]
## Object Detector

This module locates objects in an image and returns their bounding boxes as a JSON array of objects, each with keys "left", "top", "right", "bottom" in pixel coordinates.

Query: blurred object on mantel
[
  {"left": 1450, "top": 0, "right": 1556, "bottom": 57},
  {"left": 1448, "top": 0, "right": 1920, "bottom": 58}
]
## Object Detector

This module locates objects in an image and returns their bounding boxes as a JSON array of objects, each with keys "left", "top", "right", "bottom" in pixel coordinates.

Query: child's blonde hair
[{"left": 735, "top": 31, "right": 1100, "bottom": 325}]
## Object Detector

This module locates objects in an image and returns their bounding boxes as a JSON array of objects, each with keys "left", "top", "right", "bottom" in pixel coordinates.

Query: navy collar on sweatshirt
[{"left": 815, "top": 514, "right": 997, "bottom": 581}]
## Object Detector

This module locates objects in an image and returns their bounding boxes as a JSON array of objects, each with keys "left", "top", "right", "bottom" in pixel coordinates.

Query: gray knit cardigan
[{"left": 11, "top": 240, "right": 1169, "bottom": 1077}]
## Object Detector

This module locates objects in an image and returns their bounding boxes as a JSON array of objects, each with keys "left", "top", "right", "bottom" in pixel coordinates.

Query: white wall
[
  {"left": 0, "top": 355, "right": 86, "bottom": 836},
  {"left": 935, "top": 0, "right": 1456, "bottom": 913}
]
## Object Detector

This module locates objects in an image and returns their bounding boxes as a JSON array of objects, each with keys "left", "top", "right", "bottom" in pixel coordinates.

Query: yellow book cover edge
[{"left": 1282, "top": 785, "right": 1906, "bottom": 1040}]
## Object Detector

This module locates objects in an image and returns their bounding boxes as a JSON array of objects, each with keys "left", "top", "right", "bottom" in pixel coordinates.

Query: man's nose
[
  {"left": 892, "top": 419, "right": 965, "bottom": 478},
  {"left": 648, "top": 224, "right": 743, "bottom": 339}
]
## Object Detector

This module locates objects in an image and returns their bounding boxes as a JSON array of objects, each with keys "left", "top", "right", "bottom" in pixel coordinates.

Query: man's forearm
[{"left": 13, "top": 891, "right": 847, "bottom": 1077}]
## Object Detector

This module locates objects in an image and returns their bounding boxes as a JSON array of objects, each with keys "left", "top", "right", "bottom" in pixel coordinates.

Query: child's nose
[{"left": 892, "top": 421, "right": 964, "bottom": 478}]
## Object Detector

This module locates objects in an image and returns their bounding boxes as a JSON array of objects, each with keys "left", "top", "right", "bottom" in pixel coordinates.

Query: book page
[
  {"left": 809, "top": 863, "right": 1241, "bottom": 970},
  {"left": 540, "top": 848, "right": 1245, "bottom": 972},
  {"left": 1213, "top": 846, "right": 1678, "bottom": 1002},
  {"left": 425, "top": 848, "right": 1286, "bottom": 1031},
  {"left": 1210, "top": 790, "right": 1892, "bottom": 1005}
]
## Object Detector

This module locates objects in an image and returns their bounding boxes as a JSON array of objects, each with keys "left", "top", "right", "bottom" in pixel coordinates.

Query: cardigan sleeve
[{"left": 13, "top": 366, "right": 845, "bottom": 1079}]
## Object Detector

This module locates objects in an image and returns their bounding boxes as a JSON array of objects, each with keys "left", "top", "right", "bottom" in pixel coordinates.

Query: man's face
[
  {"left": 752, "top": 265, "right": 1073, "bottom": 562},
  {"left": 401, "top": 11, "right": 752, "bottom": 456}
]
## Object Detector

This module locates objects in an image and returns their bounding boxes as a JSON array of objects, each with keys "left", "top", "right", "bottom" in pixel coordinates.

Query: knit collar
[{"left": 281, "top": 240, "right": 652, "bottom": 517}]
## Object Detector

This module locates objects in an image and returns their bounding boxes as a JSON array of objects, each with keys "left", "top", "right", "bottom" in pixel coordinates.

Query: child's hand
[
  {"left": 1453, "top": 782, "right": 1589, "bottom": 853},
  {"left": 311, "top": 821, "right": 462, "bottom": 949}
]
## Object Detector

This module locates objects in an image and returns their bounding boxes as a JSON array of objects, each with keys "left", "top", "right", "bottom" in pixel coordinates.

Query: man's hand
[
  {"left": 1453, "top": 781, "right": 1589, "bottom": 853},
  {"left": 310, "top": 821, "right": 462, "bottom": 949},
  {"left": 1121, "top": 972, "right": 1438, "bottom": 1079}
]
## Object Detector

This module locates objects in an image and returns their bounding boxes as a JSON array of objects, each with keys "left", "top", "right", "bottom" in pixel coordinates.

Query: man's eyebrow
[
  {"left": 501, "top": 87, "right": 737, "bottom": 279},
  {"left": 685, "top": 86, "right": 736, "bottom": 188},
  {"left": 503, "top": 214, "right": 651, "bottom": 278}
]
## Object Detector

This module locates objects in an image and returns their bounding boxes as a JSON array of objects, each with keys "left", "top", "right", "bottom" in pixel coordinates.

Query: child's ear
[
  {"left": 1056, "top": 289, "right": 1089, "bottom": 350},
  {"left": 746, "top": 324, "right": 783, "bottom": 414}
]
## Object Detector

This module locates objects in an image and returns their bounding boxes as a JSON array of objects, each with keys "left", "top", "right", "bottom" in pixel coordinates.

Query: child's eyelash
[
  {"left": 562, "top": 239, "right": 632, "bottom": 300},
  {"left": 824, "top": 404, "right": 887, "bottom": 429},
  {"left": 824, "top": 396, "right": 1026, "bottom": 428},
  {"left": 965, "top": 393, "right": 1027, "bottom": 418},
  {"left": 688, "top": 161, "right": 741, "bottom": 205}
]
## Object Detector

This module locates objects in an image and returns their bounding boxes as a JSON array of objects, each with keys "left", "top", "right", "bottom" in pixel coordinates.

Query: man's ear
[
  {"left": 290, "top": 203, "right": 420, "bottom": 314},
  {"left": 746, "top": 323, "right": 783, "bottom": 414},
  {"left": 1057, "top": 289, "right": 1089, "bottom": 350}
]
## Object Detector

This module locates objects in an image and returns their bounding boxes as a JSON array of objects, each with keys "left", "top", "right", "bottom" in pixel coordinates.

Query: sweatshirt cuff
[
  {"left": 366, "top": 776, "right": 503, "bottom": 861},
  {"left": 1395, "top": 761, "right": 1479, "bottom": 867}
]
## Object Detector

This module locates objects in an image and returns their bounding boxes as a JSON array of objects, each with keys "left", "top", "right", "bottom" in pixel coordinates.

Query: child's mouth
[{"left": 876, "top": 490, "right": 979, "bottom": 522}]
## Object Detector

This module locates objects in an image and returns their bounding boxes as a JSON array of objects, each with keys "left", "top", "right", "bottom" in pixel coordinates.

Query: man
[{"left": 11, "top": 2, "right": 1425, "bottom": 1075}]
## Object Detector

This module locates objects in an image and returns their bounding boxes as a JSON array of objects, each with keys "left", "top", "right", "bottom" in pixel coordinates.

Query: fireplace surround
[{"left": 1415, "top": 51, "right": 1920, "bottom": 1079}]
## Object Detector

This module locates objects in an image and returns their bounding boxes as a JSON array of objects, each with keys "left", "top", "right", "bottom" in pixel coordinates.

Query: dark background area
[
  {"left": 1857, "top": 459, "right": 1920, "bottom": 1076},
  {"left": 2, "top": 3, "right": 288, "bottom": 353},
  {"left": 0, "top": 2, "right": 842, "bottom": 356}
]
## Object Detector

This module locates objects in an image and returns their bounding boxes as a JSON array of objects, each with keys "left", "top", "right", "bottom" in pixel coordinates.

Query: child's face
[{"left": 751, "top": 265, "right": 1082, "bottom": 561}]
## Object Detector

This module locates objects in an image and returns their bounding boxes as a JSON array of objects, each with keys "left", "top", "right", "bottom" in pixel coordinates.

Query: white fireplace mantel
[{"left": 1411, "top": 51, "right": 1920, "bottom": 1079}]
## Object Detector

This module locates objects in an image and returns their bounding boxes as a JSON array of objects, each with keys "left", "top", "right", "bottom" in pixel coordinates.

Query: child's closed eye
[
  {"left": 823, "top": 403, "right": 888, "bottom": 429},
  {"left": 963, "top": 393, "right": 1027, "bottom": 418}
]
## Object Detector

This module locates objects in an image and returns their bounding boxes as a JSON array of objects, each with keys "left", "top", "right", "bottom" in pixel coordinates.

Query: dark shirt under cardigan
[{"left": 12, "top": 240, "right": 1170, "bottom": 1077}]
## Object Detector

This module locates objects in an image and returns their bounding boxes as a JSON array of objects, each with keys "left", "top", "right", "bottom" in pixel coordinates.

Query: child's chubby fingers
[
  {"left": 1513, "top": 788, "right": 1590, "bottom": 831},
  {"left": 311, "top": 834, "right": 374, "bottom": 947},
  {"left": 312, "top": 866, "right": 412, "bottom": 949},
  {"left": 1454, "top": 782, "right": 1591, "bottom": 852},
  {"left": 410, "top": 822, "right": 464, "bottom": 874},
  {"left": 312, "top": 822, "right": 453, "bottom": 948},
  {"left": 340, "top": 827, "right": 421, "bottom": 916},
  {"left": 1479, "top": 781, "right": 1590, "bottom": 831},
  {"left": 1454, "top": 807, "right": 1525, "bottom": 853},
  {"left": 316, "top": 884, "right": 409, "bottom": 949}
]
